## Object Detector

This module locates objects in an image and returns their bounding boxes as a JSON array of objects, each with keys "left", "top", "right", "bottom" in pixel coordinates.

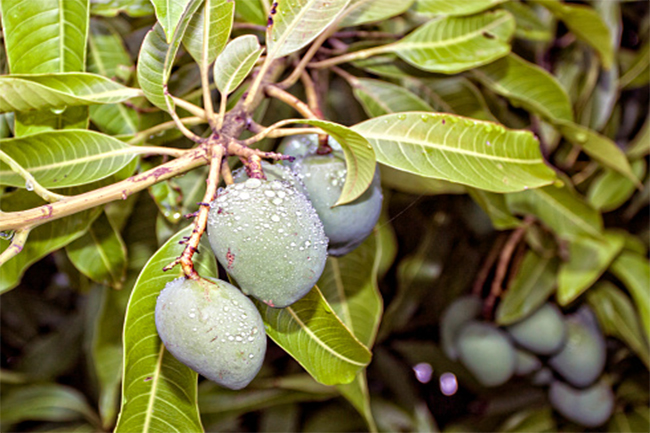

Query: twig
[
  {"left": 333, "top": 30, "right": 400, "bottom": 39},
  {"left": 0, "top": 229, "right": 30, "bottom": 266},
  {"left": 0, "top": 149, "right": 66, "bottom": 202},
  {"left": 239, "top": 118, "right": 322, "bottom": 146},
  {"left": 483, "top": 217, "right": 535, "bottom": 319},
  {"left": 309, "top": 44, "right": 393, "bottom": 70},
  {"left": 471, "top": 234, "right": 507, "bottom": 297},
  {"left": 300, "top": 71, "right": 324, "bottom": 119},
  {"left": 165, "top": 87, "right": 204, "bottom": 143},
  {"left": 128, "top": 117, "right": 205, "bottom": 145},
  {"left": 221, "top": 159, "right": 234, "bottom": 185},
  {"left": 171, "top": 95, "right": 207, "bottom": 120},
  {"left": 265, "top": 85, "right": 321, "bottom": 119}
]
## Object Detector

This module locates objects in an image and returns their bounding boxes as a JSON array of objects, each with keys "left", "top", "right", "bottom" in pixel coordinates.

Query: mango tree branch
[
  {"left": 0, "top": 149, "right": 66, "bottom": 203},
  {"left": 0, "top": 229, "right": 30, "bottom": 267},
  {"left": 165, "top": 87, "right": 204, "bottom": 143},
  {"left": 308, "top": 44, "right": 392, "bottom": 70},
  {"left": 265, "top": 85, "right": 320, "bottom": 119},
  {"left": 0, "top": 146, "right": 210, "bottom": 232},
  {"left": 239, "top": 118, "right": 323, "bottom": 146},
  {"left": 128, "top": 116, "right": 205, "bottom": 145}
]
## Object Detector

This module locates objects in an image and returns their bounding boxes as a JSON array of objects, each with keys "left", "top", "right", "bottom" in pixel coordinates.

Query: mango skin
[
  {"left": 208, "top": 178, "right": 328, "bottom": 307},
  {"left": 293, "top": 153, "right": 383, "bottom": 256},
  {"left": 277, "top": 134, "right": 342, "bottom": 165},
  {"left": 233, "top": 160, "right": 308, "bottom": 196},
  {"left": 440, "top": 295, "right": 482, "bottom": 360},
  {"left": 155, "top": 277, "right": 266, "bottom": 390},
  {"left": 549, "top": 379, "right": 614, "bottom": 427},
  {"left": 507, "top": 303, "right": 567, "bottom": 355},
  {"left": 457, "top": 321, "right": 516, "bottom": 387}
]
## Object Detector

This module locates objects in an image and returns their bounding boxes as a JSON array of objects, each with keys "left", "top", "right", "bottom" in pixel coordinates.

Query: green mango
[
  {"left": 507, "top": 303, "right": 567, "bottom": 355},
  {"left": 549, "top": 378, "right": 614, "bottom": 427}
]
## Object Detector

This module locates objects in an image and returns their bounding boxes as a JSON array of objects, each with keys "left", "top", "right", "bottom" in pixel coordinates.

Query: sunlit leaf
[
  {"left": 268, "top": 0, "right": 349, "bottom": 59},
  {"left": 114, "top": 226, "right": 216, "bottom": 433},
  {"left": 183, "top": 0, "right": 234, "bottom": 67},
  {"left": 256, "top": 286, "right": 372, "bottom": 386},
  {"left": 496, "top": 251, "right": 558, "bottom": 325},
  {"left": 150, "top": 0, "right": 193, "bottom": 43},
  {"left": 0, "top": 130, "right": 142, "bottom": 188},
  {"left": 87, "top": 19, "right": 133, "bottom": 78},
  {"left": 90, "top": 0, "right": 153, "bottom": 17},
  {"left": 506, "top": 182, "right": 603, "bottom": 240},
  {"left": 352, "top": 112, "right": 557, "bottom": 193},
  {"left": 213, "top": 35, "right": 264, "bottom": 95},
  {"left": 341, "top": 0, "right": 414, "bottom": 26},
  {"left": 234, "top": 0, "right": 267, "bottom": 26},
  {"left": 609, "top": 251, "right": 650, "bottom": 340},
  {"left": 557, "top": 231, "right": 625, "bottom": 306},
  {"left": 347, "top": 76, "right": 433, "bottom": 118},
  {"left": 587, "top": 282, "right": 649, "bottom": 368},
  {"left": 90, "top": 104, "right": 139, "bottom": 136},
  {"left": 588, "top": 159, "right": 647, "bottom": 212},
  {"left": 414, "top": 0, "right": 506, "bottom": 17}
]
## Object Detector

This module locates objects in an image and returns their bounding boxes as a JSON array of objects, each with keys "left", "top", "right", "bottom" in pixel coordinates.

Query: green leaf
[
  {"left": 610, "top": 251, "right": 650, "bottom": 341},
  {"left": 498, "top": 407, "right": 556, "bottom": 432},
  {"left": 351, "top": 112, "right": 557, "bottom": 193},
  {"left": 380, "top": 165, "right": 466, "bottom": 195},
  {"left": 532, "top": 0, "right": 613, "bottom": 69},
  {"left": 256, "top": 286, "right": 372, "bottom": 386},
  {"left": 213, "top": 35, "right": 264, "bottom": 95},
  {"left": 627, "top": 117, "right": 650, "bottom": 159},
  {"left": 501, "top": 1, "right": 553, "bottom": 42},
  {"left": 114, "top": 226, "right": 216, "bottom": 433},
  {"left": 347, "top": 76, "right": 434, "bottom": 118},
  {"left": 0, "top": 130, "right": 141, "bottom": 188},
  {"left": 137, "top": 0, "right": 203, "bottom": 112},
  {"left": 234, "top": 0, "right": 267, "bottom": 26},
  {"left": 0, "top": 73, "right": 139, "bottom": 114},
  {"left": 183, "top": 0, "right": 234, "bottom": 67},
  {"left": 150, "top": 0, "right": 193, "bottom": 43},
  {"left": 0, "top": 384, "right": 100, "bottom": 428},
  {"left": 341, "top": 0, "right": 415, "bottom": 27},
  {"left": 414, "top": 77, "right": 496, "bottom": 121},
  {"left": 468, "top": 189, "right": 521, "bottom": 230},
  {"left": 620, "top": 43, "right": 650, "bottom": 90},
  {"left": 414, "top": 0, "right": 506, "bottom": 17},
  {"left": 90, "top": 0, "right": 153, "bottom": 16},
  {"left": 90, "top": 103, "right": 139, "bottom": 135},
  {"left": 267, "top": 0, "right": 350, "bottom": 60},
  {"left": 66, "top": 212, "right": 127, "bottom": 289},
  {"left": 0, "top": 190, "right": 99, "bottom": 293},
  {"left": 505, "top": 182, "right": 603, "bottom": 240},
  {"left": 587, "top": 282, "right": 649, "bottom": 368},
  {"left": 472, "top": 53, "right": 574, "bottom": 123},
  {"left": 390, "top": 10, "right": 515, "bottom": 74},
  {"left": 337, "top": 373, "right": 377, "bottom": 432},
  {"left": 587, "top": 159, "right": 647, "bottom": 212},
  {"left": 496, "top": 251, "right": 558, "bottom": 325},
  {"left": 555, "top": 120, "right": 638, "bottom": 184},
  {"left": 87, "top": 19, "right": 133, "bottom": 78},
  {"left": 557, "top": 231, "right": 625, "bottom": 306}
]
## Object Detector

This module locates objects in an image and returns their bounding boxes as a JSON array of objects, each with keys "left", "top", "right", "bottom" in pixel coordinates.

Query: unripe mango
[
  {"left": 440, "top": 295, "right": 482, "bottom": 360},
  {"left": 155, "top": 277, "right": 266, "bottom": 390},
  {"left": 208, "top": 178, "right": 328, "bottom": 307},
  {"left": 515, "top": 349, "right": 542, "bottom": 376},
  {"left": 507, "top": 303, "right": 566, "bottom": 355},
  {"left": 549, "top": 378, "right": 614, "bottom": 427}
]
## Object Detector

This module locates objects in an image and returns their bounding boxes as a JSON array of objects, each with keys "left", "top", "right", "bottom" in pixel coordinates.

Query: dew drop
[
  {"left": 239, "top": 191, "right": 251, "bottom": 200},
  {"left": 272, "top": 197, "right": 284, "bottom": 205},
  {"left": 271, "top": 215, "right": 280, "bottom": 222},
  {"left": 486, "top": 141, "right": 491, "bottom": 146},
  {"left": 25, "top": 179, "right": 34, "bottom": 191},
  {"left": 50, "top": 106, "right": 66, "bottom": 115},
  {"left": 397, "top": 114, "right": 406, "bottom": 120}
]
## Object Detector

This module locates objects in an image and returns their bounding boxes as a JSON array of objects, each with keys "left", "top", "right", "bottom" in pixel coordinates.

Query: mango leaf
[
  {"left": 0, "top": 384, "right": 100, "bottom": 428},
  {"left": 414, "top": 0, "right": 506, "bottom": 17},
  {"left": 0, "top": 190, "right": 100, "bottom": 293},
  {"left": 268, "top": 0, "right": 350, "bottom": 60},
  {"left": 87, "top": 19, "right": 133, "bottom": 78},
  {"left": 587, "top": 282, "right": 649, "bottom": 368},
  {"left": 415, "top": 77, "right": 496, "bottom": 121},
  {"left": 341, "top": 0, "right": 414, "bottom": 26},
  {"left": 501, "top": 1, "right": 553, "bottom": 42},
  {"left": 66, "top": 212, "right": 127, "bottom": 289},
  {"left": 137, "top": 0, "right": 203, "bottom": 112},
  {"left": 620, "top": 43, "right": 650, "bottom": 90},
  {"left": 555, "top": 121, "right": 638, "bottom": 183},
  {"left": 90, "top": 0, "right": 153, "bottom": 17},
  {"left": 608, "top": 409, "right": 650, "bottom": 433},
  {"left": 213, "top": 35, "right": 264, "bottom": 95},
  {"left": 588, "top": 159, "right": 647, "bottom": 212},
  {"left": 234, "top": 0, "right": 266, "bottom": 26},
  {"left": 150, "top": 0, "right": 193, "bottom": 43},
  {"left": 352, "top": 112, "right": 557, "bottom": 193},
  {"left": 0, "top": 0, "right": 90, "bottom": 135},
  {"left": 114, "top": 226, "right": 217, "bottom": 433},
  {"left": 389, "top": 10, "right": 515, "bottom": 74},
  {"left": 0, "top": 73, "right": 139, "bottom": 114},
  {"left": 557, "top": 231, "right": 625, "bottom": 306},
  {"left": 347, "top": 77, "right": 433, "bottom": 118},
  {"left": 498, "top": 407, "right": 556, "bottom": 433},
  {"left": 532, "top": 0, "right": 613, "bottom": 69},
  {"left": 0, "top": 130, "right": 142, "bottom": 188},
  {"left": 627, "top": 117, "right": 650, "bottom": 159},
  {"left": 256, "top": 286, "right": 372, "bottom": 386},
  {"left": 610, "top": 252, "right": 650, "bottom": 340},
  {"left": 381, "top": 165, "right": 466, "bottom": 196},
  {"left": 496, "top": 251, "right": 558, "bottom": 326},
  {"left": 472, "top": 53, "right": 574, "bottom": 123},
  {"left": 505, "top": 182, "right": 603, "bottom": 240},
  {"left": 90, "top": 103, "right": 140, "bottom": 136},
  {"left": 468, "top": 189, "right": 521, "bottom": 230},
  {"left": 183, "top": 0, "right": 234, "bottom": 67},
  {"left": 337, "top": 373, "right": 377, "bottom": 432}
]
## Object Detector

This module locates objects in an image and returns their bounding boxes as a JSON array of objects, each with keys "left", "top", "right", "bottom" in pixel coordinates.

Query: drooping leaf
[
  {"left": 352, "top": 112, "right": 557, "bottom": 193},
  {"left": 341, "top": 0, "right": 414, "bottom": 27},
  {"left": 557, "top": 231, "right": 625, "bottom": 306},
  {"left": 268, "top": 0, "right": 350, "bottom": 60},
  {"left": 0, "top": 73, "right": 139, "bottom": 113},
  {"left": 496, "top": 251, "right": 558, "bottom": 326},
  {"left": 505, "top": 182, "right": 603, "bottom": 240},
  {"left": 347, "top": 76, "right": 434, "bottom": 118},
  {"left": 114, "top": 226, "right": 216, "bottom": 433},
  {"left": 256, "top": 286, "right": 372, "bottom": 386},
  {"left": 183, "top": 0, "right": 234, "bottom": 67},
  {"left": 472, "top": 53, "right": 574, "bottom": 123},
  {"left": 150, "top": 0, "right": 193, "bottom": 43},
  {"left": 587, "top": 282, "right": 649, "bottom": 368},
  {"left": 66, "top": 212, "right": 127, "bottom": 289},
  {"left": 468, "top": 188, "right": 521, "bottom": 230},
  {"left": 213, "top": 35, "right": 264, "bottom": 95},
  {"left": 609, "top": 251, "right": 650, "bottom": 340},
  {"left": 588, "top": 159, "right": 647, "bottom": 212},
  {"left": 0, "top": 130, "right": 142, "bottom": 188},
  {"left": 532, "top": 0, "right": 614, "bottom": 69},
  {"left": 389, "top": 10, "right": 515, "bottom": 74},
  {"left": 414, "top": 0, "right": 506, "bottom": 17},
  {"left": 90, "top": 0, "right": 153, "bottom": 17},
  {"left": 137, "top": 0, "right": 203, "bottom": 112}
]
